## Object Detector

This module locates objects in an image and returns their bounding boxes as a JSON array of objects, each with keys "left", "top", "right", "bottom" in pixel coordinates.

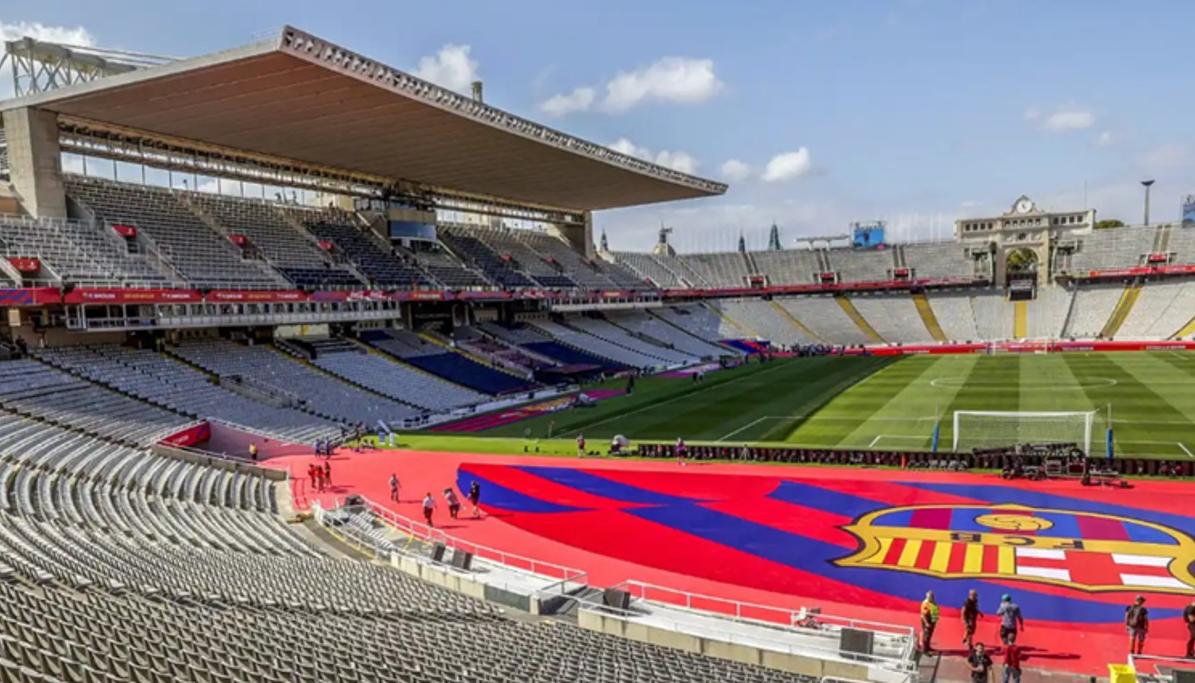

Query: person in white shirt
[{"left": 422, "top": 492, "right": 436, "bottom": 527}]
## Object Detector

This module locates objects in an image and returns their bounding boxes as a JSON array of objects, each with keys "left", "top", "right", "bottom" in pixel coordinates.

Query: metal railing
[
  {"left": 1129, "top": 655, "right": 1195, "bottom": 683},
  {"left": 606, "top": 579, "right": 918, "bottom": 672},
  {"left": 357, "top": 494, "right": 586, "bottom": 583}
]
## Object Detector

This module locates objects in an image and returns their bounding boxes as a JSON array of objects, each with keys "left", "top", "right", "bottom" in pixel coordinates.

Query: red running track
[{"left": 265, "top": 449, "right": 1195, "bottom": 675}]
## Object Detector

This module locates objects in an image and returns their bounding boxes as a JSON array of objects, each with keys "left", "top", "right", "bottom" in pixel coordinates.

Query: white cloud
[
  {"left": 608, "top": 138, "right": 697, "bottom": 173},
  {"left": 602, "top": 57, "right": 722, "bottom": 113},
  {"left": 1026, "top": 105, "right": 1095, "bottom": 132},
  {"left": 761, "top": 149, "right": 813, "bottom": 183},
  {"left": 720, "top": 159, "right": 751, "bottom": 181},
  {"left": 413, "top": 44, "right": 479, "bottom": 93},
  {"left": 654, "top": 150, "right": 698, "bottom": 174},
  {"left": 539, "top": 86, "right": 595, "bottom": 116},
  {"left": 1140, "top": 143, "right": 1192, "bottom": 169},
  {"left": 1096, "top": 130, "right": 1114, "bottom": 147},
  {"left": 542, "top": 55, "right": 722, "bottom": 117},
  {"left": 0, "top": 20, "right": 94, "bottom": 45},
  {"left": 609, "top": 137, "right": 651, "bottom": 160},
  {"left": 1043, "top": 109, "right": 1095, "bottom": 131}
]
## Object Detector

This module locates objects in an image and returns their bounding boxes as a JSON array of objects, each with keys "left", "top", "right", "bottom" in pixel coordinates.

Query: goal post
[{"left": 951, "top": 410, "right": 1096, "bottom": 455}]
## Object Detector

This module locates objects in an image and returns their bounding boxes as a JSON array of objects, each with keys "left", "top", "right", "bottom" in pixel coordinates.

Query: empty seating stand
[
  {"left": 310, "top": 344, "right": 487, "bottom": 412},
  {"left": 305, "top": 219, "right": 432, "bottom": 288},
  {"left": 439, "top": 228, "right": 537, "bottom": 288},
  {"left": 362, "top": 330, "right": 539, "bottom": 395},
  {"left": 0, "top": 215, "right": 173, "bottom": 288},
  {"left": 66, "top": 176, "right": 287, "bottom": 290},
  {"left": 33, "top": 344, "right": 339, "bottom": 442},
  {"left": 190, "top": 194, "right": 363, "bottom": 289},
  {"left": 171, "top": 339, "right": 420, "bottom": 426}
]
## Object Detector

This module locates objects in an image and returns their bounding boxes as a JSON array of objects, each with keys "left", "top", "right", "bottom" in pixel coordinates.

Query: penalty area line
[
  {"left": 717, "top": 416, "right": 780, "bottom": 442},
  {"left": 1179, "top": 443, "right": 1194, "bottom": 459}
]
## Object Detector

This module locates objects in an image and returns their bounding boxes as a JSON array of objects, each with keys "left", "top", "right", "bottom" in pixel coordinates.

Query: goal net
[{"left": 952, "top": 410, "right": 1096, "bottom": 455}]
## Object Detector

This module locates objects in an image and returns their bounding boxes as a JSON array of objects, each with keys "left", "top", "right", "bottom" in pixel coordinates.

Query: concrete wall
[
  {"left": 388, "top": 552, "right": 535, "bottom": 613},
  {"left": 205, "top": 420, "right": 315, "bottom": 460},
  {"left": 578, "top": 609, "right": 873, "bottom": 680},
  {"left": 152, "top": 442, "right": 288, "bottom": 482},
  {"left": 3, "top": 107, "right": 66, "bottom": 218}
]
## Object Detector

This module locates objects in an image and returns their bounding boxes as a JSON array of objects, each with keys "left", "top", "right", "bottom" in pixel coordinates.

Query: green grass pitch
[{"left": 465, "top": 351, "right": 1195, "bottom": 460}]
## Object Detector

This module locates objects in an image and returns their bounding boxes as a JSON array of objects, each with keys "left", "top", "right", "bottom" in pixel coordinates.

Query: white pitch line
[
  {"left": 717, "top": 416, "right": 773, "bottom": 442},
  {"left": 557, "top": 359, "right": 797, "bottom": 438},
  {"left": 868, "top": 435, "right": 884, "bottom": 448},
  {"left": 1179, "top": 442, "right": 1194, "bottom": 459}
]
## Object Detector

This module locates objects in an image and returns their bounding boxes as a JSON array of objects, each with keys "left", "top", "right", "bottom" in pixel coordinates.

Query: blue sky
[{"left": 5, "top": 1, "right": 1195, "bottom": 251}]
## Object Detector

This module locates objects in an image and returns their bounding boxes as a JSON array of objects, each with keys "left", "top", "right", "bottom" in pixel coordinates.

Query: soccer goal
[{"left": 952, "top": 410, "right": 1096, "bottom": 454}]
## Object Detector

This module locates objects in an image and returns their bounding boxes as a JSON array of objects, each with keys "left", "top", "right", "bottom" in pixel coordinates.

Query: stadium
[{"left": 0, "top": 21, "right": 1194, "bottom": 683}]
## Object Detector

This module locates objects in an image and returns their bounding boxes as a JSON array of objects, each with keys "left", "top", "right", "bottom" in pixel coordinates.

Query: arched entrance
[
  {"left": 996, "top": 242, "right": 1049, "bottom": 287},
  {"left": 1005, "top": 247, "right": 1039, "bottom": 276}
]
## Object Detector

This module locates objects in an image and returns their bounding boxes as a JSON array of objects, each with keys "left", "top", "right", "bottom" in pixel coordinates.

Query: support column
[
  {"left": 3, "top": 107, "right": 66, "bottom": 218},
  {"left": 555, "top": 211, "right": 595, "bottom": 260}
]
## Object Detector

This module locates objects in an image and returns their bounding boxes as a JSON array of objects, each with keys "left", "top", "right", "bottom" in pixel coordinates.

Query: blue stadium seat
[{"left": 403, "top": 352, "right": 538, "bottom": 395}]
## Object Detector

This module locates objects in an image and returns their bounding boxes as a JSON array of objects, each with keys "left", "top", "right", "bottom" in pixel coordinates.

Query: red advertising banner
[
  {"left": 208, "top": 289, "right": 305, "bottom": 302},
  {"left": 7, "top": 257, "right": 40, "bottom": 273},
  {"left": 61, "top": 288, "right": 203, "bottom": 304}
]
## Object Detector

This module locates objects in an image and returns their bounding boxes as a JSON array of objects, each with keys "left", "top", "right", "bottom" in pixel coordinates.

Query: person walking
[
  {"left": 577, "top": 433, "right": 586, "bottom": 457},
  {"left": 389, "top": 473, "right": 400, "bottom": 502},
  {"left": 1125, "top": 595, "right": 1149, "bottom": 656},
  {"left": 675, "top": 437, "right": 687, "bottom": 466},
  {"left": 248, "top": 442, "right": 258, "bottom": 462},
  {"left": 444, "top": 488, "right": 461, "bottom": 519},
  {"left": 920, "top": 590, "right": 940, "bottom": 654},
  {"left": 468, "top": 480, "right": 482, "bottom": 519},
  {"left": 1002, "top": 641, "right": 1023, "bottom": 683},
  {"left": 322, "top": 461, "right": 332, "bottom": 490},
  {"left": 1184, "top": 597, "right": 1195, "bottom": 658},
  {"left": 962, "top": 589, "right": 984, "bottom": 650},
  {"left": 968, "top": 643, "right": 992, "bottom": 683},
  {"left": 996, "top": 594, "right": 1024, "bottom": 645},
  {"left": 422, "top": 492, "right": 436, "bottom": 527}
]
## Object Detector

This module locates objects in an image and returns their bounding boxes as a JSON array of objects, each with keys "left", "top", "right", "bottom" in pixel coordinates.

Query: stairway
[
  {"left": 1153, "top": 225, "right": 1173, "bottom": 254},
  {"left": 834, "top": 296, "right": 885, "bottom": 343},
  {"left": 742, "top": 250, "right": 759, "bottom": 275},
  {"left": 1013, "top": 300, "right": 1028, "bottom": 339},
  {"left": 1100, "top": 283, "right": 1143, "bottom": 339},
  {"left": 1170, "top": 314, "right": 1195, "bottom": 340},
  {"left": 815, "top": 249, "right": 832, "bottom": 273},
  {"left": 768, "top": 300, "right": 823, "bottom": 342},
  {"left": 911, "top": 293, "right": 947, "bottom": 342}
]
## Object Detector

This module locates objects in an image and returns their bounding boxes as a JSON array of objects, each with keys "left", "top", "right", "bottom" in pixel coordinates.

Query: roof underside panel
[{"left": 6, "top": 30, "right": 726, "bottom": 211}]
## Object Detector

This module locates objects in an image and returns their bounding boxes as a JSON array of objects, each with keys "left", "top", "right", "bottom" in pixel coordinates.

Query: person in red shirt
[
  {"left": 307, "top": 463, "right": 317, "bottom": 491},
  {"left": 322, "top": 462, "right": 332, "bottom": 491},
  {"left": 1001, "top": 642, "right": 1023, "bottom": 683}
]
